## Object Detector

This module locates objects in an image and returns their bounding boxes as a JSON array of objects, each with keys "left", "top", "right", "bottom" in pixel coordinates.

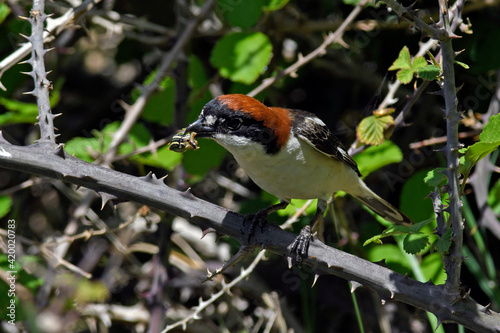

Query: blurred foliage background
[{"left": 0, "top": 0, "right": 499, "bottom": 332}]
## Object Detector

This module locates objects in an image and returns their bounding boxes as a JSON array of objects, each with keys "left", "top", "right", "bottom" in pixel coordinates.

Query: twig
[
  {"left": 247, "top": 0, "right": 370, "bottom": 98},
  {"left": 0, "top": 0, "right": 102, "bottom": 91},
  {"left": 409, "top": 130, "right": 481, "bottom": 149},
  {"left": 162, "top": 250, "right": 267, "bottom": 332},
  {"left": 102, "top": 0, "right": 216, "bottom": 166}
]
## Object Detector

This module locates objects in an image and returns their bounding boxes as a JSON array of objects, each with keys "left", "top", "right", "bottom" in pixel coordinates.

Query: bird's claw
[{"left": 289, "top": 225, "right": 314, "bottom": 263}]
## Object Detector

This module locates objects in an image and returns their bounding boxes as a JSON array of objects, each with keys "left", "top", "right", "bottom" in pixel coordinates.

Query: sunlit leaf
[
  {"left": 0, "top": 4, "right": 11, "bottom": 24},
  {"left": 424, "top": 168, "right": 447, "bottom": 187},
  {"left": 396, "top": 68, "right": 414, "bottom": 84},
  {"left": 356, "top": 114, "right": 394, "bottom": 146},
  {"left": 353, "top": 140, "right": 403, "bottom": 177},
  {"left": 389, "top": 46, "right": 412, "bottom": 70},
  {"left": 211, "top": 32, "right": 273, "bottom": 84},
  {"left": 412, "top": 56, "right": 427, "bottom": 69},
  {"left": 0, "top": 196, "right": 12, "bottom": 219},
  {"left": 479, "top": 114, "right": 500, "bottom": 142},
  {"left": 265, "top": 0, "right": 290, "bottom": 10}
]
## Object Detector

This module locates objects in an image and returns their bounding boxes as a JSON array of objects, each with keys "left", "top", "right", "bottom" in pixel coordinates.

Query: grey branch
[
  {"left": 24, "top": 0, "right": 57, "bottom": 143},
  {"left": 0, "top": 138, "right": 499, "bottom": 332}
]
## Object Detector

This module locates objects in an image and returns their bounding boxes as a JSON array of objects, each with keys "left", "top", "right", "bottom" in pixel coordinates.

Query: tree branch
[
  {"left": 0, "top": 138, "right": 498, "bottom": 331},
  {"left": 101, "top": 0, "right": 216, "bottom": 166}
]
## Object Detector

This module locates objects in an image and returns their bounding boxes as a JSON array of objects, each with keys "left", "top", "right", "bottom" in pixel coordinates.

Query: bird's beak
[{"left": 185, "top": 118, "right": 214, "bottom": 138}]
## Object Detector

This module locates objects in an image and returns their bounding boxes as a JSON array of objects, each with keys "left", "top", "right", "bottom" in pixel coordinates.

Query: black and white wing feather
[{"left": 289, "top": 109, "right": 361, "bottom": 176}]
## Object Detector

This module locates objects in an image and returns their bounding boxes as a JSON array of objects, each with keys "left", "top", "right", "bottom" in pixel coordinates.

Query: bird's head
[{"left": 185, "top": 94, "right": 291, "bottom": 155}]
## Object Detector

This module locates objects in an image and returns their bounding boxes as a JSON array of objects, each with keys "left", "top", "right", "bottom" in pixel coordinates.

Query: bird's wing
[{"left": 290, "top": 111, "right": 361, "bottom": 176}]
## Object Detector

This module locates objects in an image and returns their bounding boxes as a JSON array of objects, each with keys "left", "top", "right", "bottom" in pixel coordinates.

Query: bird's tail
[{"left": 350, "top": 180, "right": 412, "bottom": 225}]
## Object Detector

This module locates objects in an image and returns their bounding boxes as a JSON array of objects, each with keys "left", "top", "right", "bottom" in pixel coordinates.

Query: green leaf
[
  {"left": 219, "top": 0, "right": 267, "bottom": 28},
  {"left": 455, "top": 61, "right": 469, "bottom": 69},
  {"left": 409, "top": 218, "right": 435, "bottom": 233},
  {"left": 417, "top": 65, "right": 441, "bottom": 81},
  {"left": 363, "top": 224, "right": 411, "bottom": 246},
  {"left": 365, "top": 244, "right": 412, "bottom": 274},
  {"left": 400, "top": 169, "right": 435, "bottom": 222},
  {"left": 140, "top": 75, "right": 175, "bottom": 125},
  {"left": 479, "top": 114, "right": 500, "bottom": 142},
  {"left": 396, "top": 68, "right": 414, "bottom": 84},
  {"left": 435, "top": 228, "right": 453, "bottom": 253},
  {"left": 183, "top": 140, "right": 227, "bottom": 176},
  {"left": 420, "top": 252, "right": 446, "bottom": 285},
  {"left": 0, "top": 196, "right": 12, "bottom": 219},
  {"left": 132, "top": 146, "right": 183, "bottom": 170},
  {"left": 0, "top": 4, "right": 11, "bottom": 24},
  {"left": 464, "top": 141, "right": 500, "bottom": 165},
  {"left": 412, "top": 56, "right": 427, "bottom": 69},
  {"left": 488, "top": 179, "right": 500, "bottom": 214},
  {"left": 265, "top": 0, "right": 290, "bottom": 10},
  {"left": 353, "top": 140, "right": 403, "bottom": 177},
  {"left": 424, "top": 168, "right": 447, "bottom": 187},
  {"left": 403, "top": 232, "right": 429, "bottom": 254},
  {"left": 389, "top": 46, "right": 412, "bottom": 70},
  {"left": 210, "top": 32, "right": 273, "bottom": 84},
  {"left": 356, "top": 114, "right": 394, "bottom": 146},
  {"left": 64, "top": 137, "right": 101, "bottom": 162}
]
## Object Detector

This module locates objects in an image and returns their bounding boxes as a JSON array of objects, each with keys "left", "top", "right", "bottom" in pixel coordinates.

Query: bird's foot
[
  {"left": 242, "top": 209, "right": 269, "bottom": 243},
  {"left": 289, "top": 225, "right": 314, "bottom": 263}
]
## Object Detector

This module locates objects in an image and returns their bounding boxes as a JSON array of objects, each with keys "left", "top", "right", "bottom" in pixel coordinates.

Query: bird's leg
[
  {"left": 243, "top": 200, "right": 289, "bottom": 242},
  {"left": 290, "top": 199, "right": 327, "bottom": 262}
]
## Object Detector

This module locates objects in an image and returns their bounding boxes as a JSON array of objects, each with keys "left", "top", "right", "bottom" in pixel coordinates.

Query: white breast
[{"left": 213, "top": 134, "right": 359, "bottom": 201}]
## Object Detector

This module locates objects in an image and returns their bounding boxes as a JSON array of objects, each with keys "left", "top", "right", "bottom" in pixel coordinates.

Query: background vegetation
[{"left": 0, "top": 0, "right": 499, "bottom": 332}]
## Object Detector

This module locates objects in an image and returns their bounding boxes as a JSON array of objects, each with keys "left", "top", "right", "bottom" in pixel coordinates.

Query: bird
[{"left": 185, "top": 94, "right": 412, "bottom": 261}]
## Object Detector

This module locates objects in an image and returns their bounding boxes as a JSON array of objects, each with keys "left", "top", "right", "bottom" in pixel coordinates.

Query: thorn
[
  {"left": 18, "top": 58, "right": 33, "bottom": 65},
  {"left": 448, "top": 32, "right": 462, "bottom": 39},
  {"left": 350, "top": 281, "right": 363, "bottom": 293},
  {"left": 381, "top": 298, "right": 386, "bottom": 305},
  {"left": 0, "top": 131, "right": 9, "bottom": 143},
  {"left": 98, "top": 192, "right": 120, "bottom": 210},
  {"left": 22, "top": 90, "right": 37, "bottom": 96},
  {"left": 20, "top": 71, "right": 35, "bottom": 77},
  {"left": 201, "top": 228, "right": 216, "bottom": 239},
  {"left": 311, "top": 273, "right": 320, "bottom": 288},
  {"left": 435, "top": 317, "right": 443, "bottom": 330},
  {"left": 43, "top": 47, "right": 55, "bottom": 55},
  {"left": 287, "top": 256, "right": 293, "bottom": 269},
  {"left": 480, "top": 304, "right": 492, "bottom": 315},
  {"left": 19, "top": 33, "right": 30, "bottom": 41},
  {"left": 18, "top": 15, "right": 29, "bottom": 20},
  {"left": 181, "top": 188, "right": 196, "bottom": 200},
  {"left": 427, "top": 90, "right": 444, "bottom": 96},
  {"left": 54, "top": 143, "right": 65, "bottom": 158}
]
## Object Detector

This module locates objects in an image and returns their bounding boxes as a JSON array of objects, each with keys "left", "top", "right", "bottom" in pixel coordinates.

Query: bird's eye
[{"left": 225, "top": 118, "right": 243, "bottom": 130}]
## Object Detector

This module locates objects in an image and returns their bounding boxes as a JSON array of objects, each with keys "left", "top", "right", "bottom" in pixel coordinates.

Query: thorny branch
[
  {"left": 0, "top": 140, "right": 498, "bottom": 331},
  {"left": 23, "top": 0, "right": 58, "bottom": 143}
]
